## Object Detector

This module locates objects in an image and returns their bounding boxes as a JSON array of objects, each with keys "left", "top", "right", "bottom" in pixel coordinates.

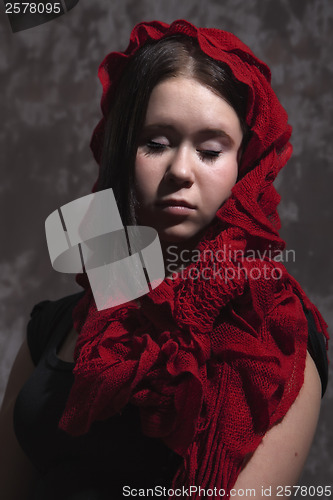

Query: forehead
[{"left": 144, "top": 76, "right": 242, "bottom": 137}]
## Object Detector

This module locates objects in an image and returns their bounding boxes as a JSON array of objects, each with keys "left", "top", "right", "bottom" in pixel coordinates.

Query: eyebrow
[{"left": 141, "top": 124, "right": 235, "bottom": 146}]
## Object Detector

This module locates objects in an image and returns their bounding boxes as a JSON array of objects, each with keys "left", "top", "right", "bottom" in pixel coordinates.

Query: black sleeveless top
[
  {"left": 13, "top": 292, "right": 182, "bottom": 500},
  {"left": 13, "top": 292, "right": 328, "bottom": 500}
]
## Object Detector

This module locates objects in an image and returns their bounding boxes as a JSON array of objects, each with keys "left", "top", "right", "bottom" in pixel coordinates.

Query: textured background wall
[{"left": 0, "top": 0, "right": 332, "bottom": 493}]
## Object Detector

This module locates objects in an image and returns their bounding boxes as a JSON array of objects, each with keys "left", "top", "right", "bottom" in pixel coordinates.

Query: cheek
[
  {"left": 226, "top": 161, "right": 239, "bottom": 190},
  {"left": 134, "top": 153, "right": 150, "bottom": 196},
  {"left": 206, "top": 161, "right": 238, "bottom": 207},
  {"left": 134, "top": 151, "right": 145, "bottom": 179}
]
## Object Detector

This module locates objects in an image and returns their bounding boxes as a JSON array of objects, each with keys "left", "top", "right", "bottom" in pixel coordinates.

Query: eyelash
[
  {"left": 145, "top": 140, "right": 167, "bottom": 153},
  {"left": 144, "top": 141, "right": 222, "bottom": 162},
  {"left": 197, "top": 149, "right": 222, "bottom": 162}
]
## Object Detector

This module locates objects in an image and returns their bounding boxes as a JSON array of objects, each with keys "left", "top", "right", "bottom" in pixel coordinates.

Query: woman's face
[{"left": 134, "top": 76, "right": 243, "bottom": 247}]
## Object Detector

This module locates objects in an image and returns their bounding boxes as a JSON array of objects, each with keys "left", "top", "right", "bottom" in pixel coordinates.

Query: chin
[{"left": 158, "top": 226, "right": 204, "bottom": 248}]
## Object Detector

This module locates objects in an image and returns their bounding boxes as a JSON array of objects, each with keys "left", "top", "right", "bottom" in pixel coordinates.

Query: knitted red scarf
[{"left": 59, "top": 20, "right": 329, "bottom": 498}]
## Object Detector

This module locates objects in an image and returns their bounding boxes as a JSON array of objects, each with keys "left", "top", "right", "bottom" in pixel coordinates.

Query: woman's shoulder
[{"left": 27, "top": 291, "right": 84, "bottom": 365}]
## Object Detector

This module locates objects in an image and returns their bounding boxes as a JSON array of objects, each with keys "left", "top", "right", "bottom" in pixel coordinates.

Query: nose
[{"left": 163, "top": 144, "right": 195, "bottom": 187}]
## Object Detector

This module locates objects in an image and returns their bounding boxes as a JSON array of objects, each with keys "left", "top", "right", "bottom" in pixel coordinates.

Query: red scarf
[{"left": 59, "top": 20, "right": 329, "bottom": 498}]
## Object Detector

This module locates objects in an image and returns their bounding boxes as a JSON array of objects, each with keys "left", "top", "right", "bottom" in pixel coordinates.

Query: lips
[{"left": 156, "top": 199, "right": 196, "bottom": 209}]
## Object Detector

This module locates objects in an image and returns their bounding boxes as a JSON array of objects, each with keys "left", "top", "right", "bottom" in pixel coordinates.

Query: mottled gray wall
[{"left": 0, "top": 0, "right": 332, "bottom": 493}]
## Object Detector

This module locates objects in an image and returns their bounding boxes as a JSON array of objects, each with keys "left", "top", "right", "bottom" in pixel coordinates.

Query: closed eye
[
  {"left": 144, "top": 140, "right": 169, "bottom": 155},
  {"left": 197, "top": 149, "right": 222, "bottom": 161}
]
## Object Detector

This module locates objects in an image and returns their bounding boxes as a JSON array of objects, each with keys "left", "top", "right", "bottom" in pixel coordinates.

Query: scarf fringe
[
  {"left": 169, "top": 366, "right": 243, "bottom": 499},
  {"left": 170, "top": 443, "right": 242, "bottom": 499}
]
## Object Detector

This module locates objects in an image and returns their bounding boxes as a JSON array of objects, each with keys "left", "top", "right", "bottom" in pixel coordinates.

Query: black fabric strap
[{"left": 305, "top": 306, "right": 328, "bottom": 397}]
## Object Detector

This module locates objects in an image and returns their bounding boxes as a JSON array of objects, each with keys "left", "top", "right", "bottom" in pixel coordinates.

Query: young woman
[{"left": 0, "top": 19, "right": 329, "bottom": 500}]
